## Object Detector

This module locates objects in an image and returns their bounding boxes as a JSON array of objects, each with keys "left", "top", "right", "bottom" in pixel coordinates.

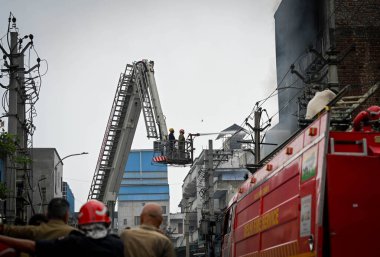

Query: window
[
  {"left": 161, "top": 206, "right": 166, "bottom": 214},
  {"left": 41, "top": 187, "right": 47, "bottom": 204},
  {"left": 178, "top": 223, "right": 183, "bottom": 234},
  {"left": 134, "top": 216, "right": 140, "bottom": 226},
  {"left": 123, "top": 219, "right": 128, "bottom": 225},
  {"left": 162, "top": 216, "right": 168, "bottom": 226}
]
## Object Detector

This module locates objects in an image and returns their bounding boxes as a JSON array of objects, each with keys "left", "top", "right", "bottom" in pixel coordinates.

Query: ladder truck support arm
[
  {"left": 88, "top": 60, "right": 176, "bottom": 230},
  {"left": 143, "top": 61, "right": 168, "bottom": 140},
  {"left": 103, "top": 95, "right": 142, "bottom": 202}
]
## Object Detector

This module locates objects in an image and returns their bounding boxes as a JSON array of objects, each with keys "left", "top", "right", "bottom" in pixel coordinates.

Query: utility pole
[
  {"left": 185, "top": 199, "right": 190, "bottom": 257},
  {"left": 9, "top": 27, "right": 27, "bottom": 223},
  {"left": 254, "top": 110, "right": 261, "bottom": 164},
  {"left": 244, "top": 108, "right": 273, "bottom": 173},
  {"left": 204, "top": 140, "right": 215, "bottom": 257},
  {"left": 5, "top": 30, "right": 19, "bottom": 224},
  {"left": 15, "top": 30, "right": 27, "bottom": 222},
  {"left": 207, "top": 140, "right": 214, "bottom": 218},
  {"left": 327, "top": 50, "right": 339, "bottom": 92},
  {"left": 1, "top": 16, "right": 37, "bottom": 223}
]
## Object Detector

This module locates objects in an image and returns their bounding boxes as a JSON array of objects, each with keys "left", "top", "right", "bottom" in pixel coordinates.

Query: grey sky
[{"left": 0, "top": 0, "right": 281, "bottom": 212}]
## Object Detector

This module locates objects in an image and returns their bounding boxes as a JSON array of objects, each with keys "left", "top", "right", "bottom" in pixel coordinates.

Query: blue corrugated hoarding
[{"left": 119, "top": 150, "right": 169, "bottom": 201}]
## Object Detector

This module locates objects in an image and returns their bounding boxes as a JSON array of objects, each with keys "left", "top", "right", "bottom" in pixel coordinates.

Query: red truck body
[{"left": 221, "top": 111, "right": 380, "bottom": 257}]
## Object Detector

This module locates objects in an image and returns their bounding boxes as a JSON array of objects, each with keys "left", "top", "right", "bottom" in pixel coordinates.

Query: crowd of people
[
  {"left": 0, "top": 198, "right": 176, "bottom": 257},
  {"left": 0, "top": 129, "right": 186, "bottom": 257}
]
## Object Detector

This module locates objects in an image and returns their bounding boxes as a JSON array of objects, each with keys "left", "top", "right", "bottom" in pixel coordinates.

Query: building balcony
[{"left": 213, "top": 180, "right": 244, "bottom": 198}]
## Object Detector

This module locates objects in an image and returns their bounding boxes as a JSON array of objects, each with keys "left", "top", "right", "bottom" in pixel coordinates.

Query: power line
[{"left": 249, "top": 0, "right": 367, "bottom": 120}]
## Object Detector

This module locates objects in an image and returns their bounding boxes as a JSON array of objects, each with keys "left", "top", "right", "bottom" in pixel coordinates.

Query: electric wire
[
  {"left": 0, "top": 15, "right": 45, "bottom": 216},
  {"left": 259, "top": 78, "right": 302, "bottom": 134},
  {"left": 248, "top": 0, "right": 367, "bottom": 127}
]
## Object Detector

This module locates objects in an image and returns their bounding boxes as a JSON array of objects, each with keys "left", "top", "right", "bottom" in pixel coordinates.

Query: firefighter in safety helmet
[
  {"left": 178, "top": 129, "right": 185, "bottom": 158},
  {"left": 168, "top": 128, "right": 176, "bottom": 155},
  {"left": 168, "top": 128, "right": 175, "bottom": 141},
  {"left": 0, "top": 200, "right": 124, "bottom": 257}
]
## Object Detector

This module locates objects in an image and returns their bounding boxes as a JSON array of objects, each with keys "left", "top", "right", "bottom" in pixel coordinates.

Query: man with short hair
[
  {"left": 120, "top": 203, "right": 176, "bottom": 257},
  {"left": 0, "top": 198, "right": 75, "bottom": 240}
]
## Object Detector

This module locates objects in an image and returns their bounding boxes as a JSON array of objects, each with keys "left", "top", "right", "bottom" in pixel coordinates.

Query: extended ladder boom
[
  {"left": 135, "top": 61, "right": 168, "bottom": 140},
  {"left": 88, "top": 60, "right": 167, "bottom": 206}
]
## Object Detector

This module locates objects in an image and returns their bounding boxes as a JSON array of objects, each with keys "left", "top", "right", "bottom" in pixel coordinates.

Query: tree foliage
[
  {"left": 0, "top": 132, "right": 32, "bottom": 199},
  {"left": 0, "top": 132, "right": 17, "bottom": 158}
]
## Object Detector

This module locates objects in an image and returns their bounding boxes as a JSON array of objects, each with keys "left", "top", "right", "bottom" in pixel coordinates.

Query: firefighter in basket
[
  {"left": 178, "top": 129, "right": 185, "bottom": 158},
  {"left": 168, "top": 128, "right": 176, "bottom": 156}
]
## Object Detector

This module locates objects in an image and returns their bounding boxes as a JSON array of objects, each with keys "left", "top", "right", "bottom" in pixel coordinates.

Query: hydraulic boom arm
[{"left": 88, "top": 60, "right": 167, "bottom": 208}]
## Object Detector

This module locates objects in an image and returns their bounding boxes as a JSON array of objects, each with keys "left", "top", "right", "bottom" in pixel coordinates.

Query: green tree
[
  {"left": 0, "top": 132, "right": 17, "bottom": 158},
  {"left": 0, "top": 132, "right": 32, "bottom": 199}
]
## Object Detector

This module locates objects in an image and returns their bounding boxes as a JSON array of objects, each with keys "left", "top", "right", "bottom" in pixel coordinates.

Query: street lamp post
[
  {"left": 54, "top": 152, "right": 89, "bottom": 170},
  {"left": 53, "top": 152, "right": 89, "bottom": 194},
  {"left": 52, "top": 152, "right": 89, "bottom": 189}
]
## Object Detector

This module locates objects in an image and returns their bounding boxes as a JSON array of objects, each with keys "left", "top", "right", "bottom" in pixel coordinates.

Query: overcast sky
[{"left": 0, "top": 0, "right": 281, "bottom": 212}]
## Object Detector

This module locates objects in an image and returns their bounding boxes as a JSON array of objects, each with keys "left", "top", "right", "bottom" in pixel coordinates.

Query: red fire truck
[{"left": 221, "top": 107, "right": 380, "bottom": 257}]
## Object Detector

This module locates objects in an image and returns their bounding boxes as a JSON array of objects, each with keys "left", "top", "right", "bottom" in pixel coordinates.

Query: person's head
[
  {"left": 28, "top": 213, "right": 48, "bottom": 226},
  {"left": 77, "top": 200, "right": 111, "bottom": 239},
  {"left": 47, "top": 198, "right": 70, "bottom": 223},
  {"left": 77, "top": 200, "right": 111, "bottom": 227},
  {"left": 169, "top": 128, "right": 174, "bottom": 133},
  {"left": 140, "top": 203, "right": 163, "bottom": 228},
  {"left": 179, "top": 129, "right": 185, "bottom": 134}
]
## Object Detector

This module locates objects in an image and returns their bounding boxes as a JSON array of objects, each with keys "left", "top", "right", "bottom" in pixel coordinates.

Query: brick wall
[{"left": 334, "top": 0, "right": 380, "bottom": 106}]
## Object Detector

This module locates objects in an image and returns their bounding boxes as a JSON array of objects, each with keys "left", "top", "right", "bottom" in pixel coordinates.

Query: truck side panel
[
  {"left": 226, "top": 113, "right": 329, "bottom": 257},
  {"left": 223, "top": 110, "right": 380, "bottom": 257},
  {"left": 233, "top": 159, "right": 302, "bottom": 256}
]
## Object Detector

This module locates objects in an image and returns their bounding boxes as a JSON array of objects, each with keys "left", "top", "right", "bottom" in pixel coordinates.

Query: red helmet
[
  {"left": 179, "top": 129, "right": 185, "bottom": 133},
  {"left": 78, "top": 200, "right": 111, "bottom": 225}
]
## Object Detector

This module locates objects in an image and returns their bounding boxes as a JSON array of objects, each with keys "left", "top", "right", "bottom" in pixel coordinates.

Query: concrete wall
[
  {"left": 30, "top": 148, "right": 63, "bottom": 215},
  {"left": 118, "top": 200, "right": 169, "bottom": 229},
  {"left": 168, "top": 212, "right": 185, "bottom": 248}
]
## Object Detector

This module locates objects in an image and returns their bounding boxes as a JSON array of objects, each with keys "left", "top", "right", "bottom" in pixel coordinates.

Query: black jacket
[{"left": 36, "top": 230, "right": 123, "bottom": 257}]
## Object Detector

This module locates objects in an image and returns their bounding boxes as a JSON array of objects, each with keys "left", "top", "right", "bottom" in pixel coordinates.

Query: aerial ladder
[{"left": 87, "top": 60, "right": 193, "bottom": 225}]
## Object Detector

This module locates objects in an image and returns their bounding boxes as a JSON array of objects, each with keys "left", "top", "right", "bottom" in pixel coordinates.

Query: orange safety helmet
[
  {"left": 179, "top": 129, "right": 185, "bottom": 133},
  {"left": 77, "top": 200, "right": 111, "bottom": 225}
]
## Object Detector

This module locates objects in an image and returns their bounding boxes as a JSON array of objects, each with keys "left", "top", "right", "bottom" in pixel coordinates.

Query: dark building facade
[{"left": 263, "top": 0, "right": 380, "bottom": 158}]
